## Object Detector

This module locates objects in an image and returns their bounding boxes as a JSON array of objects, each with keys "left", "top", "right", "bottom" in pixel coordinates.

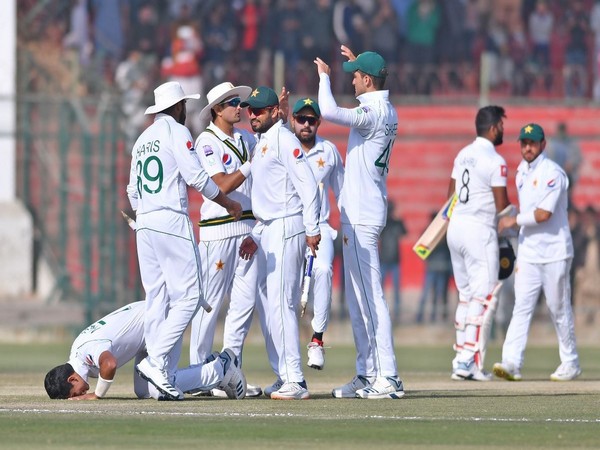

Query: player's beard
[
  {"left": 493, "top": 130, "right": 504, "bottom": 146},
  {"left": 178, "top": 109, "right": 187, "bottom": 126},
  {"left": 297, "top": 130, "right": 316, "bottom": 147},
  {"left": 251, "top": 116, "right": 273, "bottom": 134}
]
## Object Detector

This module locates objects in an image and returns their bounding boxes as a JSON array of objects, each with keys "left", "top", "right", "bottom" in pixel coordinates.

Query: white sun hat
[
  {"left": 199, "top": 82, "right": 252, "bottom": 121},
  {"left": 145, "top": 81, "right": 201, "bottom": 115}
]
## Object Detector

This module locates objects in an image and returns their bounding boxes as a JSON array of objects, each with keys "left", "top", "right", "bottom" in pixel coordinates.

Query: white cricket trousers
[
  {"left": 309, "top": 223, "right": 336, "bottom": 334},
  {"left": 502, "top": 258, "right": 579, "bottom": 369},
  {"left": 135, "top": 210, "right": 203, "bottom": 374},
  {"left": 256, "top": 215, "right": 306, "bottom": 384},
  {"left": 342, "top": 223, "right": 398, "bottom": 378}
]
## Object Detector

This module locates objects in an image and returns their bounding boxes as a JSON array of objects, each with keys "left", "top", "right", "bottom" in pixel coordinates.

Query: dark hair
[
  {"left": 44, "top": 363, "right": 75, "bottom": 399},
  {"left": 475, "top": 105, "right": 506, "bottom": 137}
]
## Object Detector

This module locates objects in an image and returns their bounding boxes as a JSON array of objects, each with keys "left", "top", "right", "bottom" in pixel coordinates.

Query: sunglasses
[
  {"left": 219, "top": 97, "right": 241, "bottom": 107},
  {"left": 294, "top": 115, "right": 318, "bottom": 126},
  {"left": 248, "top": 106, "right": 275, "bottom": 116}
]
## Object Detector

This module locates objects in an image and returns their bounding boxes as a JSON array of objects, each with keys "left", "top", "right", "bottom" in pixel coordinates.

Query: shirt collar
[
  {"left": 207, "top": 122, "right": 236, "bottom": 141},
  {"left": 527, "top": 152, "right": 546, "bottom": 171},
  {"left": 357, "top": 90, "right": 389, "bottom": 103}
]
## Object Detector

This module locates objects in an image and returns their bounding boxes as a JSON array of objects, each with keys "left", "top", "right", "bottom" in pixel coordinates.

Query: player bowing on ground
[
  {"left": 448, "top": 105, "right": 511, "bottom": 381},
  {"left": 315, "top": 47, "right": 405, "bottom": 399},
  {"left": 291, "top": 98, "right": 344, "bottom": 370},
  {"left": 44, "top": 301, "right": 246, "bottom": 400},
  {"left": 493, "top": 123, "right": 581, "bottom": 382}
]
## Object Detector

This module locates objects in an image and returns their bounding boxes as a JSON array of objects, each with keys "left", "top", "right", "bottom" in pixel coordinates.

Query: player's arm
[
  {"left": 70, "top": 351, "right": 117, "bottom": 401},
  {"left": 447, "top": 178, "right": 456, "bottom": 199}
]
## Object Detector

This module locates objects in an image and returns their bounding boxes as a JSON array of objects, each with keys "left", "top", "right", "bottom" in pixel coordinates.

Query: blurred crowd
[{"left": 17, "top": 0, "right": 600, "bottom": 102}]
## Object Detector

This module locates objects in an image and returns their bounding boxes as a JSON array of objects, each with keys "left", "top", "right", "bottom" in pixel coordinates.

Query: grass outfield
[{"left": 1, "top": 342, "right": 599, "bottom": 449}]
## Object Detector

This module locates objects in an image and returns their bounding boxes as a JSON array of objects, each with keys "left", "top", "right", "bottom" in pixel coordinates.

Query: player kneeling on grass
[{"left": 44, "top": 301, "right": 246, "bottom": 400}]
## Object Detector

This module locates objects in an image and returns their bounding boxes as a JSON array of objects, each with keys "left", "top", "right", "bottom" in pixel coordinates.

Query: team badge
[
  {"left": 203, "top": 145, "right": 213, "bottom": 156},
  {"left": 293, "top": 148, "right": 304, "bottom": 160},
  {"left": 500, "top": 165, "right": 508, "bottom": 177},
  {"left": 547, "top": 179, "right": 556, "bottom": 188},
  {"left": 186, "top": 140, "right": 194, "bottom": 151},
  {"left": 316, "top": 157, "right": 325, "bottom": 169},
  {"left": 223, "top": 154, "right": 233, "bottom": 166}
]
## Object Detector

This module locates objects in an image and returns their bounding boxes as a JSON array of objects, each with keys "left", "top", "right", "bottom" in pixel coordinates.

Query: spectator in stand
[
  {"left": 390, "top": 0, "right": 413, "bottom": 61},
  {"left": 203, "top": 2, "right": 237, "bottom": 89},
  {"left": 127, "top": 2, "right": 162, "bottom": 63},
  {"left": 239, "top": 0, "right": 261, "bottom": 81},
  {"left": 405, "top": 0, "right": 441, "bottom": 94},
  {"left": 379, "top": 201, "right": 407, "bottom": 324},
  {"left": 370, "top": 0, "right": 401, "bottom": 66},
  {"left": 574, "top": 206, "right": 600, "bottom": 323},
  {"left": 63, "top": 0, "right": 92, "bottom": 67},
  {"left": 276, "top": 0, "right": 303, "bottom": 92},
  {"left": 546, "top": 122, "right": 583, "bottom": 204},
  {"left": 301, "top": 0, "right": 335, "bottom": 91},
  {"left": 568, "top": 206, "right": 588, "bottom": 305},
  {"left": 256, "top": 0, "right": 278, "bottom": 86},
  {"left": 528, "top": 0, "right": 554, "bottom": 72},
  {"left": 563, "top": 0, "right": 590, "bottom": 98},
  {"left": 589, "top": 0, "right": 600, "bottom": 100},
  {"left": 416, "top": 212, "right": 452, "bottom": 324}
]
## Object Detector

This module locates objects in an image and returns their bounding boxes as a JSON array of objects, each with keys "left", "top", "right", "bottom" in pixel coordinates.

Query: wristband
[
  {"left": 94, "top": 376, "right": 113, "bottom": 398},
  {"left": 239, "top": 161, "right": 251, "bottom": 178},
  {"left": 516, "top": 211, "right": 537, "bottom": 227}
]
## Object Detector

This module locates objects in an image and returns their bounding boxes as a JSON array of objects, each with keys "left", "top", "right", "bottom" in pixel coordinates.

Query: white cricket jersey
[
  {"left": 450, "top": 137, "right": 508, "bottom": 226},
  {"left": 303, "top": 136, "right": 344, "bottom": 224},
  {"left": 516, "top": 153, "right": 573, "bottom": 263},
  {"left": 68, "top": 302, "right": 145, "bottom": 381},
  {"left": 195, "top": 123, "right": 257, "bottom": 240},
  {"left": 126, "top": 114, "right": 220, "bottom": 216},
  {"left": 318, "top": 73, "right": 397, "bottom": 226},
  {"left": 250, "top": 120, "right": 320, "bottom": 236}
]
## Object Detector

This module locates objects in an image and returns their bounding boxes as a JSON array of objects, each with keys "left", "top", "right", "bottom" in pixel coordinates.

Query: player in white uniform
[
  {"left": 189, "top": 82, "right": 270, "bottom": 398},
  {"left": 315, "top": 47, "right": 404, "bottom": 399},
  {"left": 238, "top": 86, "right": 321, "bottom": 400},
  {"left": 126, "top": 81, "right": 242, "bottom": 400},
  {"left": 493, "top": 123, "right": 581, "bottom": 382},
  {"left": 448, "top": 105, "right": 511, "bottom": 381},
  {"left": 44, "top": 301, "right": 246, "bottom": 400},
  {"left": 290, "top": 97, "right": 344, "bottom": 370}
]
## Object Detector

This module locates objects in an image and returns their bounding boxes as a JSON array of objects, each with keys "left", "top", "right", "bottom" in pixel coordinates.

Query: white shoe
[
  {"left": 264, "top": 379, "right": 283, "bottom": 398},
  {"left": 270, "top": 381, "right": 310, "bottom": 400},
  {"left": 550, "top": 363, "right": 582, "bottom": 381},
  {"left": 217, "top": 349, "right": 247, "bottom": 399},
  {"left": 454, "top": 360, "right": 492, "bottom": 381},
  {"left": 492, "top": 362, "right": 522, "bottom": 381},
  {"left": 355, "top": 376, "right": 405, "bottom": 399},
  {"left": 246, "top": 383, "right": 263, "bottom": 397},
  {"left": 136, "top": 357, "right": 183, "bottom": 400},
  {"left": 332, "top": 375, "right": 375, "bottom": 398},
  {"left": 307, "top": 341, "right": 325, "bottom": 370}
]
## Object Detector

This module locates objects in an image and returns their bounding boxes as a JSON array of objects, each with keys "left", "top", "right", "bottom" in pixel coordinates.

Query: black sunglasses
[
  {"left": 248, "top": 106, "right": 275, "bottom": 116},
  {"left": 219, "top": 97, "right": 241, "bottom": 107},
  {"left": 294, "top": 115, "right": 318, "bottom": 126}
]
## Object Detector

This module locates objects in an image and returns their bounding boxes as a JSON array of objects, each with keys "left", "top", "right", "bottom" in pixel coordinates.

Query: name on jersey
[
  {"left": 135, "top": 139, "right": 160, "bottom": 158},
  {"left": 385, "top": 123, "right": 398, "bottom": 136},
  {"left": 458, "top": 156, "right": 476, "bottom": 168}
]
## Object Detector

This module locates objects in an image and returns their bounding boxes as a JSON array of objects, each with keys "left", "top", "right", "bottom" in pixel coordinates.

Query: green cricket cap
[
  {"left": 518, "top": 123, "right": 545, "bottom": 142},
  {"left": 292, "top": 97, "right": 321, "bottom": 117},
  {"left": 240, "top": 86, "right": 279, "bottom": 108},
  {"left": 342, "top": 51, "right": 388, "bottom": 78}
]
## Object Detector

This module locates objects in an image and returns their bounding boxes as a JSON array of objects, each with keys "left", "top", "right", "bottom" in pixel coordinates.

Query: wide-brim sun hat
[
  {"left": 145, "top": 81, "right": 201, "bottom": 115},
  {"left": 199, "top": 82, "right": 252, "bottom": 121}
]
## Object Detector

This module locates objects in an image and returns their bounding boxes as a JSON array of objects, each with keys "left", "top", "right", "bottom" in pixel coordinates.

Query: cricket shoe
[
  {"left": 307, "top": 340, "right": 325, "bottom": 370},
  {"left": 136, "top": 357, "right": 183, "bottom": 400},
  {"left": 550, "top": 363, "right": 582, "bottom": 381},
  {"left": 264, "top": 379, "right": 284, "bottom": 398},
  {"left": 492, "top": 361, "right": 522, "bottom": 381},
  {"left": 454, "top": 360, "right": 492, "bottom": 381},
  {"left": 270, "top": 381, "right": 310, "bottom": 400},
  {"left": 210, "top": 383, "right": 263, "bottom": 398},
  {"left": 332, "top": 375, "right": 375, "bottom": 398},
  {"left": 217, "top": 349, "right": 247, "bottom": 399},
  {"left": 355, "top": 376, "right": 405, "bottom": 399}
]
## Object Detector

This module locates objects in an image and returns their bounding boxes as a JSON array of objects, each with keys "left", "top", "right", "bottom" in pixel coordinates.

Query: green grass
[{"left": 1, "top": 342, "right": 599, "bottom": 449}]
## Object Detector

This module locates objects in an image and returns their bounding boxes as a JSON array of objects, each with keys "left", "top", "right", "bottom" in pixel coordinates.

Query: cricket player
[
  {"left": 290, "top": 97, "right": 344, "bottom": 371},
  {"left": 44, "top": 301, "right": 246, "bottom": 400},
  {"left": 189, "top": 82, "right": 272, "bottom": 398},
  {"left": 493, "top": 123, "right": 581, "bottom": 382},
  {"left": 126, "top": 81, "right": 242, "bottom": 400},
  {"left": 315, "top": 47, "right": 405, "bottom": 399},
  {"left": 448, "top": 105, "right": 511, "bottom": 381},
  {"left": 239, "top": 86, "right": 321, "bottom": 400}
]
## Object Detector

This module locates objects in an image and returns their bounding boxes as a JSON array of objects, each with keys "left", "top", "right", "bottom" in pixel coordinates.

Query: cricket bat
[
  {"left": 300, "top": 254, "right": 314, "bottom": 317},
  {"left": 412, "top": 195, "right": 458, "bottom": 260}
]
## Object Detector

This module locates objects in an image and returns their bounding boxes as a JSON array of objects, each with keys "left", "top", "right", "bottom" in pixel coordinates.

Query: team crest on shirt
[
  {"left": 293, "top": 148, "right": 304, "bottom": 160},
  {"left": 500, "top": 165, "right": 508, "bottom": 177},
  {"left": 203, "top": 145, "right": 213, "bottom": 156},
  {"left": 356, "top": 106, "right": 370, "bottom": 115},
  {"left": 316, "top": 157, "right": 326, "bottom": 169},
  {"left": 222, "top": 154, "right": 233, "bottom": 166},
  {"left": 547, "top": 179, "right": 556, "bottom": 188}
]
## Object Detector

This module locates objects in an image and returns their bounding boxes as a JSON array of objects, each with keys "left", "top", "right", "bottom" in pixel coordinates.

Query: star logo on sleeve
[
  {"left": 524, "top": 125, "right": 533, "bottom": 134},
  {"left": 215, "top": 260, "right": 225, "bottom": 271},
  {"left": 251, "top": 89, "right": 260, "bottom": 97},
  {"left": 317, "top": 157, "right": 325, "bottom": 168}
]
